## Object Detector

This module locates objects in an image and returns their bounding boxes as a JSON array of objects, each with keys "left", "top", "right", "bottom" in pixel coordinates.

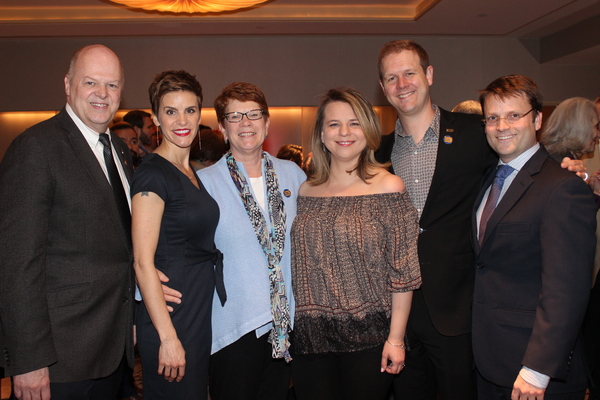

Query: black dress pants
[
  {"left": 209, "top": 331, "right": 291, "bottom": 400},
  {"left": 393, "top": 289, "right": 476, "bottom": 400},
  {"left": 292, "top": 344, "right": 394, "bottom": 400}
]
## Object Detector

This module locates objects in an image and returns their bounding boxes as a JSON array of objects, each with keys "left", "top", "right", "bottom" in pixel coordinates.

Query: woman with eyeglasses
[
  {"left": 290, "top": 87, "right": 421, "bottom": 400},
  {"left": 194, "top": 82, "right": 305, "bottom": 400}
]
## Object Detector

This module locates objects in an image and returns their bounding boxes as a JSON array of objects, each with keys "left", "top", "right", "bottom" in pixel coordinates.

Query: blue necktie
[{"left": 479, "top": 164, "right": 514, "bottom": 245}]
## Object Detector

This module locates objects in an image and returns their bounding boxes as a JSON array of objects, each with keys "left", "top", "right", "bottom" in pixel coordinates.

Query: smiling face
[
  {"left": 321, "top": 101, "right": 367, "bottom": 165},
  {"left": 219, "top": 100, "right": 269, "bottom": 160},
  {"left": 484, "top": 94, "right": 541, "bottom": 163},
  {"left": 65, "top": 45, "right": 123, "bottom": 133},
  {"left": 379, "top": 50, "right": 433, "bottom": 118},
  {"left": 153, "top": 91, "right": 201, "bottom": 150}
]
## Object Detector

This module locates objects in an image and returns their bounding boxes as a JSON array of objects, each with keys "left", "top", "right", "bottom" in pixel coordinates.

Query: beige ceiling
[{"left": 1, "top": 0, "right": 599, "bottom": 63}]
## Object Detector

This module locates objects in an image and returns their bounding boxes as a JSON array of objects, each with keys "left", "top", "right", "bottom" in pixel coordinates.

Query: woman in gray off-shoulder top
[{"left": 291, "top": 87, "right": 422, "bottom": 400}]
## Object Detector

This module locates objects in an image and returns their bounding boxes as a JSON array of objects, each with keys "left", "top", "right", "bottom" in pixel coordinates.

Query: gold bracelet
[{"left": 386, "top": 339, "right": 406, "bottom": 349}]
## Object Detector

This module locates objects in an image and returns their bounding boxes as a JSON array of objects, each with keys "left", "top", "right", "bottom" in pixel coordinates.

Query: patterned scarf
[{"left": 226, "top": 151, "right": 292, "bottom": 362}]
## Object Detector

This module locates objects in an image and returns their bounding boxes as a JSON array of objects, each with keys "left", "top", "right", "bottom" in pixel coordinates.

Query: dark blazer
[
  {"left": 376, "top": 108, "right": 497, "bottom": 336},
  {"left": 472, "top": 145, "right": 596, "bottom": 393},
  {"left": 0, "top": 108, "right": 135, "bottom": 382}
]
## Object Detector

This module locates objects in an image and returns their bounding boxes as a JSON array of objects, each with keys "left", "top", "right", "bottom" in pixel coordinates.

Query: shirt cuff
[
  {"left": 135, "top": 284, "right": 142, "bottom": 301},
  {"left": 519, "top": 366, "right": 550, "bottom": 389}
]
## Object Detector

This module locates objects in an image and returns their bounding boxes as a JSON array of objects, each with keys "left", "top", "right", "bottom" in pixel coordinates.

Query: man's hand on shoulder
[
  {"left": 560, "top": 157, "right": 588, "bottom": 180},
  {"left": 13, "top": 367, "right": 51, "bottom": 400}
]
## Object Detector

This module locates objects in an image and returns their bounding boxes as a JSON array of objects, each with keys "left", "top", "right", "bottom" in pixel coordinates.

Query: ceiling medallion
[{"left": 109, "top": 0, "right": 269, "bottom": 13}]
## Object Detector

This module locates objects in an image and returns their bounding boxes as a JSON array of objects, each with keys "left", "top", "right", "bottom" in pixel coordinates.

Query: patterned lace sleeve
[{"left": 383, "top": 191, "right": 422, "bottom": 292}]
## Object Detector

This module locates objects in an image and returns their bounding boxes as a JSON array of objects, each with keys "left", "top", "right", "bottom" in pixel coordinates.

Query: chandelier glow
[{"left": 109, "top": 0, "right": 268, "bottom": 13}]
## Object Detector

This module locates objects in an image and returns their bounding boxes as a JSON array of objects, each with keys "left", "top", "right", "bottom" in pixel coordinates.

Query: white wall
[
  {"left": 1, "top": 35, "right": 598, "bottom": 111},
  {"left": 0, "top": 35, "right": 598, "bottom": 157}
]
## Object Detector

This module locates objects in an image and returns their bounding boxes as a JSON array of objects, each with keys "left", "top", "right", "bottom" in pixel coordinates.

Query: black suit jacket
[
  {"left": 472, "top": 146, "right": 595, "bottom": 393},
  {"left": 0, "top": 108, "right": 135, "bottom": 381},
  {"left": 376, "top": 108, "right": 497, "bottom": 336}
]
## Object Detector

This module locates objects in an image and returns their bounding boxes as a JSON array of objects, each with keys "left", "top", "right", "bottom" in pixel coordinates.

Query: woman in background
[
  {"left": 540, "top": 96, "right": 600, "bottom": 400},
  {"left": 276, "top": 144, "right": 303, "bottom": 168},
  {"left": 291, "top": 87, "right": 421, "bottom": 400},
  {"left": 539, "top": 97, "right": 600, "bottom": 162},
  {"left": 131, "top": 70, "right": 225, "bottom": 399}
]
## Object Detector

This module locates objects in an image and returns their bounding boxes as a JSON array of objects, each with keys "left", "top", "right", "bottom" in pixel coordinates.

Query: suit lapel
[
  {"left": 420, "top": 109, "right": 456, "bottom": 225},
  {"left": 57, "top": 109, "right": 131, "bottom": 249},
  {"left": 479, "top": 147, "right": 547, "bottom": 248}
]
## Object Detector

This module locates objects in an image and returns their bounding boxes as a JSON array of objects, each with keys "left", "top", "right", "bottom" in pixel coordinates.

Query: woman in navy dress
[{"left": 131, "top": 70, "right": 226, "bottom": 399}]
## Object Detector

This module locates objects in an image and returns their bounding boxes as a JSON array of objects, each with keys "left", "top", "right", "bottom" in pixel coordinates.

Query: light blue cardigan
[{"left": 197, "top": 153, "right": 306, "bottom": 354}]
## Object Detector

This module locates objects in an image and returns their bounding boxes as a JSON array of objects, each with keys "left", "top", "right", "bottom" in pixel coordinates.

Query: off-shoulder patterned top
[{"left": 291, "top": 192, "right": 421, "bottom": 355}]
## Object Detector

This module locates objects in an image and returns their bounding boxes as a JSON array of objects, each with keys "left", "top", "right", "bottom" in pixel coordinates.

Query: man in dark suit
[
  {"left": 375, "top": 39, "right": 497, "bottom": 400},
  {"left": 473, "top": 74, "right": 596, "bottom": 399},
  {"left": 0, "top": 44, "right": 134, "bottom": 400}
]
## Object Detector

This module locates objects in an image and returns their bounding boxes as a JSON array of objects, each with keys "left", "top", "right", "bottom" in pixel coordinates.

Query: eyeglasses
[
  {"left": 483, "top": 108, "right": 534, "bottom": 126},
  {"left": 223, "top": 109, "right": 265, "bottom": 123}
]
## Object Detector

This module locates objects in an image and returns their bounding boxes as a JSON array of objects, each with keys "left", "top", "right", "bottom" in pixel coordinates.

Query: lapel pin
[
  {"left": 283, "top": 189, "right": 291, "bottom": 198},
  {"left": 443, "top": 135, "right": 453, "bottom": 144}
]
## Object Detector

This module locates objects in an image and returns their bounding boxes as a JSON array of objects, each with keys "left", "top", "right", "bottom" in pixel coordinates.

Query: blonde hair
[
  {"left": 309, "top": 87, "right": 387, "bottom": 185},
  {"left": 539, "top": 97, "right": 598, "bottom": 157}
]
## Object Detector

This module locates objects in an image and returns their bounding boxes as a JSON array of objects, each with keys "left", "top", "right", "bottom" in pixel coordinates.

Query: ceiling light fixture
[{"left": 109, "top": 0, "right": 268, "bottom": 13}]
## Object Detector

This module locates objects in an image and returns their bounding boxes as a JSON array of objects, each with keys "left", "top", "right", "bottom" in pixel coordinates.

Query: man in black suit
[
  {"left": 473, "top": 75, "right": 596, "bottom": 399},
  {"left": 0, "top": 44, "right": 134, "bottom": 400},
  {"left": 375, "top": 39, "right": 497, "bottom": 400}
]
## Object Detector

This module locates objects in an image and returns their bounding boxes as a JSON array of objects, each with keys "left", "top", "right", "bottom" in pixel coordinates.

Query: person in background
[
  {"left": 451, "top": 99, "right": 482, "bottom": 115},
  {"left": 473, "top": 74, "right": 595, "bottom": 400},
  {"left": 582, "top": 95, "right": 600, "bottom": 400},
  {"left": 291, "top": 87, "right": 421, "bottom": 400},
  {"left": 131, "top": 70, "right": 225, "bottom": 399},
  {"left": 276, "top": 144, "right": 303, "bottom": 168},
  {"left": 113, "top": 121, "right": 141, "bottom": 168},
  {"left": 0, "top": 44, "right": 134, "bottom": 400},
  {"left": 539, "top": 97, "right": 600, "bottom": 162},
  {"left": 124, "top": 109, "right": 160, "bottom": 153},
  {"left": 190, "top": 125, "right": 227, "bottom": 171}
]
